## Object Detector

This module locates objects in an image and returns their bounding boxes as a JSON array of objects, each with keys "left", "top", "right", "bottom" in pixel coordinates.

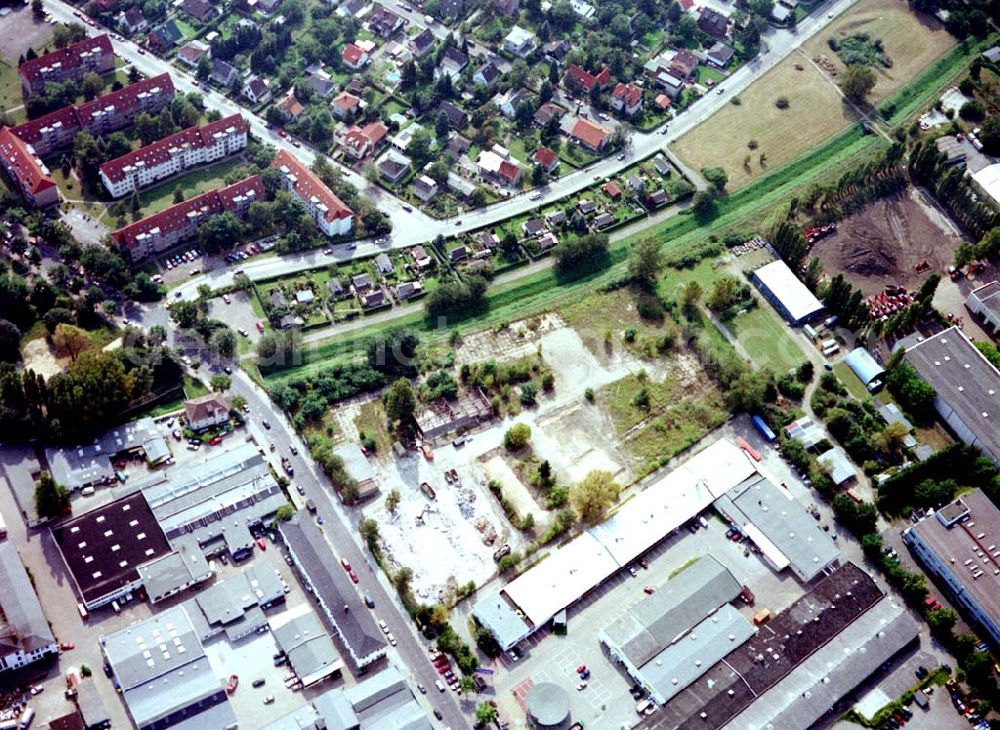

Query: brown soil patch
[{"left": 810, "top": 188, "right": 970, "bottom": 296}]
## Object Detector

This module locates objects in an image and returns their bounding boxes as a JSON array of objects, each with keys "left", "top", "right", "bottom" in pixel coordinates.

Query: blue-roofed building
[{"left": 844, "top": 348, "right": 885, "bottom": 392}]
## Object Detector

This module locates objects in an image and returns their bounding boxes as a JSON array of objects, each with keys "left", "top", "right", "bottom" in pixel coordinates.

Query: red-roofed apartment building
[
  {"left": 0, "top": 127, "right": 59, "bottom": 208},
  {"left": 610, "top": 82, "right": 643, "bottom": 117},
  {"left": 18, "top": 34, "right": 116, "bottom": 95},
  {"left": 100, "top": 114, "right": 249, "bottom": 197},
  {"left": 8, "top": 74, "right": 175, "bottom": 157},
  {"left": 569, "top": 118, "right": 610, "bottom": 152},
  {"left": 563, "top": 64, "right": 611, "bottom": 94},
  {"left": 271, "top": 150, "right": 354, "bottom": 237},
  {"left": 112, "top": 176, "right": 263, "bottom": 260},
  {"left": 342, "top": 121, "right": 387, "bottom": 160}
]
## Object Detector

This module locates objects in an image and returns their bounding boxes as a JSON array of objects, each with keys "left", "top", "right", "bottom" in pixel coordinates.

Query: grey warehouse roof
[
  {"left": 600, "top": 555, "right": 742, "bottom": 669},
  {"left": 471, "top": 590, "right": 530, "bottom": 651},
  {"left": 0, "top": 541, "right": 55, "bottom": 654}
]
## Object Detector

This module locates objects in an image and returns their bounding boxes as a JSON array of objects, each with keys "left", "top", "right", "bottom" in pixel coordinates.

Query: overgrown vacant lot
[
  {"left": 802, "top": 0, "right": 956, "bottom": 103},
  {"left": 673, "top": 57, "right": 855, "bottom": 191}
]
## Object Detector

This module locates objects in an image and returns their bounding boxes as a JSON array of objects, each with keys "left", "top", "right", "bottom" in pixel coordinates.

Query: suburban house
[
  {"left": 276, "top": 91, "right": 305, "bottom": 121},
  {"left": 336, "top": 0, "right": 366, "bottom": 17},
  {"left": 332, "top": 91, "right": 361, "bottom": 120},
  {"left": 303, "top": 64, "right": 336, "bottom": 98},
  {"left": 411, "top": 244, "right": 434, "bottom": 269},
  {"left": 698, "top": 7, "right": 729, "bottom": 37},
  {"left": 376, "top": 149, "right": 411, "bottom": 183},
  {"left": 242, "top": 76, "right": 270, "bottom": 104},
  {"left": 474, "top": 60, "right": 501, "bottom": 87},
  {"left": 706, "top": 41, "right": 735, "bottom": 68},
  {"left": 210, "top": 59, "right": 238, "bottom": 88},
  {"left": 503, "top": 25, "right": 537, "bottom": 58},
  {"left": 654, "top": 154, "right": 671, "bottom": 176},
  {"left": 18, "top": 34, "right": 115, "bottom": 94},
  {"left": 410, "top": 28, "right": 436, "bottom": 57},
  {"left": 396, "top": 281, "right": 424, "bottom": 301},
  {"left": 0, "top": 128, "right": 59, "bottom": 209},
  {"left": 147, "top": 20, "right": 184, "bottom": 53},
  {"left": 341, "top": 42, "right": 369, "bottom": 70},
  {"left": 564, "top": 64, "right": 612, "bottom": 94},
  {"left": 545, "top": 210, "right": 566, "bottom": 227},
  {"left": 271, "top": 150, "right": 354, "bottom": 237},
  {"left": 117, "top": 7, "right": 148, "bottom": 35},
  {"left": 533, "top": 146, "right": 559, "bottom": 173},
  {"left": 477, "top": 149, "right": 523, "bottom": 188},
  {"left": 611, "top": 82, "right": 643, "bottom": 117},
  {"left": 439, "top": 101, "right": 469, "bottom": 129},
  {"left": 669, "top": 50, "right": 699, "bottom": 80},
  {"left": 521, "top": 218, "right": 544, "bottom": 237},
  {"left": 654, "top": 93, "right": 671, "bottom": 112},
  {"left": 184, "top": 394, "right": 230, "bottom": 432},
  {"left": 569, "top": 118, "right": 611, "bottom": 152},
  {"left": 542, "top": 39, "right": 570, "bottom": 64},
  {"left": 99, "top": 115, "right": 249, "bottom": 198},
  {"left": 496, "top": 88, "right": 530, "bottom": 119},
  {"left": 182, "top": 0, "right": 216, "bottom": 21},
  {"left": 495, "top": 0, "right": 519, "bottom": 17},
  {"left": 439, "top": 0, "right": 464, "bottom": 18},
  {"left": 439, "top": 46, "right": 469, "bottom": 78},
  {"left": 176, "top": 40, "right": 210, "bottom": 68},
  {"left": 602, "top": 180, "right": 621, "bottom": 200},
  {"left": 112, "top": 176, "right": 263, "bottom": 260},
  {"left": 342, "top": 121, "right": 388, "bottom": 160},
  {"left": 534, "top": 102, "right": 564, "bottom": 126},
  {"left": 414, "top": 175, "right": 439, "bottom": 202},
  {"left": 368, "top": 6, "right": 404, "bottom": 37}
]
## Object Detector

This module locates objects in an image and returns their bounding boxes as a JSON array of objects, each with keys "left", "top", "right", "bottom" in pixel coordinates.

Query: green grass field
[
  {"left": 138, "top": 158, "right": 247, "bottom": 215},
  {"left": 0, "top": 59, "right": 22, "bottom": 114},
  {"left": 726, "top": 303, "right": 806, "bottom": 374}
]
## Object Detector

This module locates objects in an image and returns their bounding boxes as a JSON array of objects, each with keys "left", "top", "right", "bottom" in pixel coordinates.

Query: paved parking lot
[{"left": 205, "top": 291, "right": 264, "bottom": 346}]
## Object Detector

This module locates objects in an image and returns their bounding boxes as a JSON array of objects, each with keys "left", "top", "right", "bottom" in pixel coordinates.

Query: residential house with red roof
[
  {"left": 610, "top": 82, "right": 643, "bottom": 117},
  {"left": 477, "top": 149, "right": 522, "bottom": 188},
  {"left": 18, "top": 34, "right": 115, "bottom": 94},
  {"left": 569, "top": 118, "right": 610, "bottom": 152},
  {"left": 271, "top": 150, "right": 354, "bottom": 237},
  {"left": 342, "top": 122, "right": 388, "bottom": 160},
  {"left": 533, "top": 146, "right": 559, "bottom": 173},
  {"left": 112, "top": 176, "right": 263, "bottom": 260},
  {"left": 0, "top": 127, "right": 59, "bottom": 208},
  {"left": 8, "top": 74, "right": 175, "bottom": 157},
  {"left": 563, "top": 64, "right": 611, "bottom": 94},
  {"left": 99, "top": 114, "right": 249, "bottom": 198},
  {"left": 276, "top": 91, "right": 305, "bottom": 122},
  {"left": 331, "top": 91, "right": 361, "bottom": 121},
  {"left": 341, "top": 43, "right": 369, "bottom": 70}
]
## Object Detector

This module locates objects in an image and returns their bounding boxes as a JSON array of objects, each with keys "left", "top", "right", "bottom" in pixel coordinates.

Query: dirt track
[{"left": 810, "top": 188, "right": 970, "bottom": 296}]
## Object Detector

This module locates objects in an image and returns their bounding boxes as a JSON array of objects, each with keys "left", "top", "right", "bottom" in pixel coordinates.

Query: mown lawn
[
  {"left": 138, "top": 157, "right": 247, "bottom": 215},
  {"left": 725, "top": 302, "right": 806, "bottom": 375}
]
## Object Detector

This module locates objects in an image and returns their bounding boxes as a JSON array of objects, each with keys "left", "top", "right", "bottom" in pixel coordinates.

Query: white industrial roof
[
  {"left": 972, "top": 163, "right": 1000, "bottom": 207},
  {"left": 503, "top": 439, "right": 757, "bottom": 626},
  {"left": 753, "top": 259, "right": 824, "bottom": 323}
]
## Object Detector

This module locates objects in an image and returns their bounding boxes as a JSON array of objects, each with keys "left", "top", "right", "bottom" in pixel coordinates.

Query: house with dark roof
[
  {"left": 361, "top": 289, "right": 386, "bottom": 309},
  {"left": 534, "top": 102, "right": 564, "bottom": 126},
  {"left": 182, "top": 0, "right": 215, "bottom": 21},
  {"left": 369, "top": 6, "right": 405, "bottom": 37},
  {"left": 471, "top": 61, "right": 499, "bottom": 89},
  {"left": 376, "top": 149, "right": 411, "bottom": 183},
  {"left": 647, "top": 188, "right": 669, "bottom": 208},
  {"left": 698, "top": 7, "right": 729, "bottom": 37},
  {"left": 521, "top": 218, "right": 544, "bottom": 237},
  {"left": 440, "top": 0, "right": 464, "bottom": 17},
  {"left": 210, "top": 59, "right": 238, "bottom": 88},
  {"left": 410, "top": 28, "right": 436, "bottom": 57},
  {"left": 147, "top": 19, "right": 184, "bottom": 53},
  {"left": 593, "top": 212, "right": 615, "bottom": 229},
  {"left": 542, "top": 39, "right": 570, "bottom": 64},
  {"left": 242, "top": 76, "right": 270, "bottom": 104},
  {"left": 495, "top": 0, "right": 519, "bottom": 16},
  {"left": 352, "top": 272, "right": 373, "bottom": 293},
  {"left": 545, "top": 210, "right": 566, "bottom": 227},
  {"left": 118, "top": 6, "right": 148, "bottom": 35},
  {"left": 669, "top": 50, "right": 699, "bottom": 80},
  {"left": 439, "top": 46, "right": 468, "bottom": 77},
  {"left": 496, "top": 88, "right": 530, "bottom": 119},
  {"left": 0, "top": 541, "right": 58, "bottom": 674},
  {"left": 706, "top": 41, "right": 735, "bottom": 68},
  {"left": 18, "top": 34, "right": 115, "bottom": 94},
  {"left": 184, "top": 394, "right": 230, "bottom": 432},
  {"left": 439, "top": 100, "right": 469, "bottom": 129}
]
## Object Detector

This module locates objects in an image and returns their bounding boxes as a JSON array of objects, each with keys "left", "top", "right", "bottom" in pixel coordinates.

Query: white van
[
  {"left": 18, "top": 707, "right": 34, "bottom": 729},
  {"left": 111, "top": 600, "right": 121, "bottom": 614},
  {"left": 81, "top": 486, "right": 95, "bottom": 496},
  {"left": 435, "top": 680, "right": 446, "bottom": 692}
]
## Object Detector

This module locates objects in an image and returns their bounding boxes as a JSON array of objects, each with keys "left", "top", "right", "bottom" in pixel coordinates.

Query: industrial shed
[
  {"left": 844, "top": 348, "right": 885, "bottom": 392},
  {"left": 751, "top": 259, "right": 824, "bottom": 325}
]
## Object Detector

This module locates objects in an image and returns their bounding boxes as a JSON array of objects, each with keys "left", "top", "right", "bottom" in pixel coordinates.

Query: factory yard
[{"left": 810, "top": 188, "right": 970, "bottom": 296}]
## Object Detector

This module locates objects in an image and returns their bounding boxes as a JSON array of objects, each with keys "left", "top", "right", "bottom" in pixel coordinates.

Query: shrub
[
  {"left": 775, "top": 96, "right": 790, "bottom": 109},
  {"left": 504, "top": 423, "right": 531, "bottom": 450}
]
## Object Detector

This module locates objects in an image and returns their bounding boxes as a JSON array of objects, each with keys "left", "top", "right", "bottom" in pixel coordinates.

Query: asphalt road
[{"left": 228, "top": 371, "right": 468, "bottom": 727}]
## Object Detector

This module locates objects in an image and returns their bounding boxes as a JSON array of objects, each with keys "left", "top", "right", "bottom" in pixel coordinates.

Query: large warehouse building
[
  {"left": 100, "top": 605, "right": 237, "bottom": 730},
  {"left": 903, "top": 490, "right": 1000, "bottom": 650},
  {"left": 641, "top": 563, "right": 918, "bottom": 730},
  {"left": 474, "top": 439, "right": 839, "bottom": 650},
  {"left": 598, "top": 556, "right": 754, "bottom": 705},
  {"left": 752, "top": 259, "right": 824, "bottom": 325},
  {"left": 904, "top": 326, "right": 1000, "bottom": 465}
]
